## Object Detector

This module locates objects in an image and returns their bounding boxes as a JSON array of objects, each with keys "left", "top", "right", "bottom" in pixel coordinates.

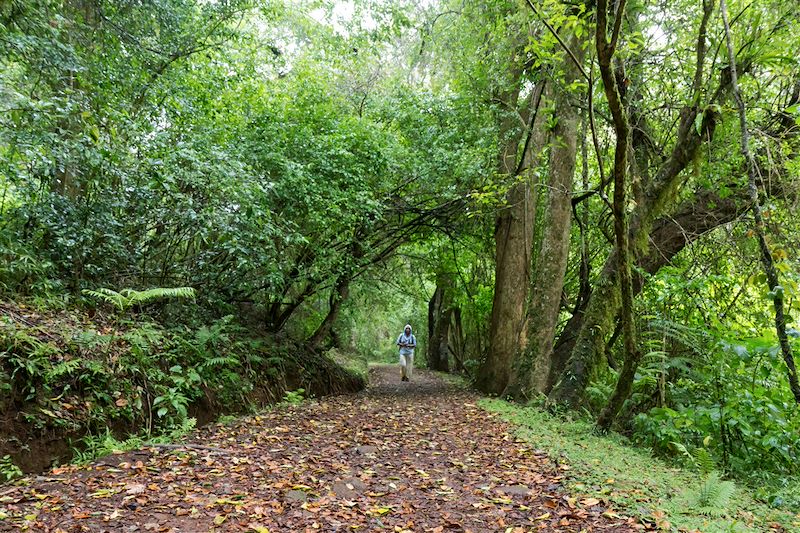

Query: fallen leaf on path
[{"left": 0, "top": 366, "right": 637, "bottom": 532}]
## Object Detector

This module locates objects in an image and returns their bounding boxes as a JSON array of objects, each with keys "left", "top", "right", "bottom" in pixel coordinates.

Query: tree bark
[
  {"left": 593, "top": 0, "right": 640, "bottom": 431},
  {"left": 450, "top": 307, "right": 465, "bottom": 373},
  {"left": 504, "top": 35, "right": 586, "bottom": 400},
  {"left": 427, "top": 279, "right": 452, "bottom": 372},
  {"left": 427, "top": 286, "right": 442, "bottom": 367},
  {"left": 548, "top": 0, "right": 719, "bottom": 410},
  {"left": 477, "top": 82, "right": 548, "bottom": 394}
]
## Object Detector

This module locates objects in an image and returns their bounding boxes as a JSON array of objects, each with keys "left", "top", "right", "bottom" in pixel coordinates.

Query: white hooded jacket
[{"left": 396, "top": 325, "right": 416, "bottom": 355}]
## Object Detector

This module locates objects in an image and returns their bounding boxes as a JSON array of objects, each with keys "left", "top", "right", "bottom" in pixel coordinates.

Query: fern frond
[
  {"left": 83, "top": 286, "right": 195, "bottom": 312},
  {"left": 246, "top": 353, "right": 265, "bottom": 365},
  {"left": 693, "top": 447, "right": 716, "bottom": 474},
  {"left": 646, "top": 318, "right": 709, "bottom": 355},
  {"left": 199, "top": 356, "right": 241, "bottom": 370},
  {"left": 45, "top": 359, "right": 83, "bottom": 381},
  {"left": 82, "top": 288, "right": 126, "bottom": 310},
  {"left": 126, "top": 287, "right": 195, "bottom": 306},
  {"left": 691, "top": 471, "right": 735, "bottom": 516}
]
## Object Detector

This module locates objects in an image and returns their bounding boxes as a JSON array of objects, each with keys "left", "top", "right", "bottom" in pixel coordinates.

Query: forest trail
[{"left": 1, "top": 366, "right": 637, "bottom": 532}]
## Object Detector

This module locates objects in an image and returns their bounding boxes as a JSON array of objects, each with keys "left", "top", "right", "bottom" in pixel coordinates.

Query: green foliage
[
  {"left": 631, "top": 328, "right": 800, "bottom": 478},
  {"left": 0, "top": 234, "right": 59, "bottom": 295},
  {"left": 282, "top": 388, "right": 306, "bottom": 406},
  {"left": 72, "top": 429, "right": 145, "bottom": 465},
  {"left": 1, "top": 301, "right": 291, "bottom": 453},
  {"left": 671, "top": 439, "right": 717, "bottom": 474},
  {"left": 0, "top": 455, "right": 23, "bottom": 482},
  {"left": 690, "top": 471, "right": 737, "bottom": 517},
  {"left": 82, "top": 287, "right": 195, "bottom": 313},
  {"left": 481, "top": 398, "right": 796, "bottom": 531},
  {"left": 1, "top": 1, "right": 799, "bottom": 523}
]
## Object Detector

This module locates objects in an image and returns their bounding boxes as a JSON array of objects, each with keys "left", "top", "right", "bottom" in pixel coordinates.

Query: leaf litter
[{"left": 0, "top": 366, "right": 643, "bottom": 532}]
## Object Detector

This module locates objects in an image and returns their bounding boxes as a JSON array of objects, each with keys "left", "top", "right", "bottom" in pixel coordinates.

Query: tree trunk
[
  {"left": 593, "top": 0, "right": 640, "bottom": 431},
  {"left": 427, "top": 280, "right": 452, "bottom": 372},
  {"left": 450, "top": 307, "right": 465, "bottom": 373},
  {"left": 504, "top": 36, "right": 586, "bottom": 400},
  {"left": 433, "top": 310, "right": 451, "bottom": 372},
  {"left": 548, "top": 0, "right": 720, "bottom": 409},
  {"left": 427, "top": 285, "right": 442, "bottom": 367},
  {"left": 306, "top": 276, "right": 350, "bottom": 350},
  {"left": 476, "top": 83, "right": 548, "bottom": 394}
]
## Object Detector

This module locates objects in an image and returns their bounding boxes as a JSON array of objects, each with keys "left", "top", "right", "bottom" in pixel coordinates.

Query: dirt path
[{"left": 0, "top": 366, "right": 637, "bottom": 532}]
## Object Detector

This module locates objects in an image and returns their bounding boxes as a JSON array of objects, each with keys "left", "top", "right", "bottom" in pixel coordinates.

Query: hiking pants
[{"left": 399, "top": 351, "right": 414, "bottom": 379}]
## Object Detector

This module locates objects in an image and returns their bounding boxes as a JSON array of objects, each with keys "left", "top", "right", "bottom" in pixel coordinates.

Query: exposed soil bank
[
  {"left": 0, "top": 300, "right": 365, "bottom": 475},
  {"left": 1, "top": 349, "right": 365, "bottom": 474}
]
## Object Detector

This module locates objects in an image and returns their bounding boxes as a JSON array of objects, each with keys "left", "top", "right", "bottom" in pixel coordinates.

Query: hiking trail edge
[{"left": 0, "top": 365, "right": 638, "bottom": 532}]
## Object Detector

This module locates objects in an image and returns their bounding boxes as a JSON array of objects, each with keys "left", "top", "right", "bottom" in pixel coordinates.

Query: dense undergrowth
[
  {"left": 482, "top": 399, "right": 800, "bottom": 532},
  {"left": 0, "top": 298, "right": 365, "bottom": 478}
]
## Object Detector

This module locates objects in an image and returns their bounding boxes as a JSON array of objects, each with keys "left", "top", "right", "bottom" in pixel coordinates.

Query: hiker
[{"left": 396, "top": 324, "right": 416, "bottom": 382}]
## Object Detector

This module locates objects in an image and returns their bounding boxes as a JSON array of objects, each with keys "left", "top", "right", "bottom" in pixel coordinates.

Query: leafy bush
[
  {"left": 632, "top": 336, "right": 800, "bottom": 477},
  {"left": 0, "top": 455, "right": 22, "bottom": 482},
  {"left": 282, "top": 388, "right": 306, "bottom": 406}
]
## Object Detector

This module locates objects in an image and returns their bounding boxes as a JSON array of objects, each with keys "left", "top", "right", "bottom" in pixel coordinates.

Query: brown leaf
[{"left": 125, "top": 483, "right": 146, "bottom": 495}]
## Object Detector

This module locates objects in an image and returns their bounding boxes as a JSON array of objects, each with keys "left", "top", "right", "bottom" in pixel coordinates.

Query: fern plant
[
  {"left": 82, "top": 287, "right": 195, "bottom": 313},
  {"left": 690, "top": 470, "right": 736, "bottom": 516},
  {"left": 45, "top": 358, "right": 84, "bottom": 383},
  {"left": 671, "top": 439, "right": 716, "bottom": 473},
  {"left": 72, "top": 429, "right": 144, "bottom": 464}
]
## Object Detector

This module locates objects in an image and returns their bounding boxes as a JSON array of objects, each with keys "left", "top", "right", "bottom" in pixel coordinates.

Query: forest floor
[{"left": 0, "top": 365, "right": 641, "bottom": 532}]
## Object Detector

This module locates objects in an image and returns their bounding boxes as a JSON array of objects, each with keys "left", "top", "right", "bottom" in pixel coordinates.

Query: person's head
[{"left": 404, "top": 324, "right": 412, "bottom": 335}]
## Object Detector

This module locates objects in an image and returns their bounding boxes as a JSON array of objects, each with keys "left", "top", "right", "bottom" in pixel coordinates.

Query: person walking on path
[{"left": 396, "top": 324, "right": 416, "bottom": 382}]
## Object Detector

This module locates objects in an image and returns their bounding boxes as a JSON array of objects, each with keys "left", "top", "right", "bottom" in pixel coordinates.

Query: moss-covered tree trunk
[{"left": 549, "top": 0, "right": 719, "bottom": 409}]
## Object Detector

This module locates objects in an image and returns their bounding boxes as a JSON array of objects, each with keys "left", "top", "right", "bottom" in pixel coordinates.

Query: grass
[
  {"left": 480, "top": 399, "right": 800, "bottom": 532},
  {"left": 326, "top": 347, "right": 369, "bottom": 380}
]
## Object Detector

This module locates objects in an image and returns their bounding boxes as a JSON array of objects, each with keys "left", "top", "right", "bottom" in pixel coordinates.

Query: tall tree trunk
[
  {"left": 504, "top": 36, "right": 586, "bottom": 400},
  {"left": 476, "top": 83, "right": 548, "bottom": 394},
  {"left": 593, "top": 0, "right": 640, "bottom": 431},
  {"left": 547, "top": 115, "right": 592, "bottom": 392},
  {"left": 433, "top": 310, "right": 451, "bottom": 372},
  {"left": 720, "top": 0, "right": 800, "bottom": 403},
  {"left": 427, "top": 286, "right": 442, "bottom": 367},
  {"left": 306, "top": 276, "right": 350, "bottom": 350},
  {"left": 427, "top": 280, "right": 452, "bottom": 372},
  {"left": 450, "top": 307, "right": 465, "bottom": 373}
]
